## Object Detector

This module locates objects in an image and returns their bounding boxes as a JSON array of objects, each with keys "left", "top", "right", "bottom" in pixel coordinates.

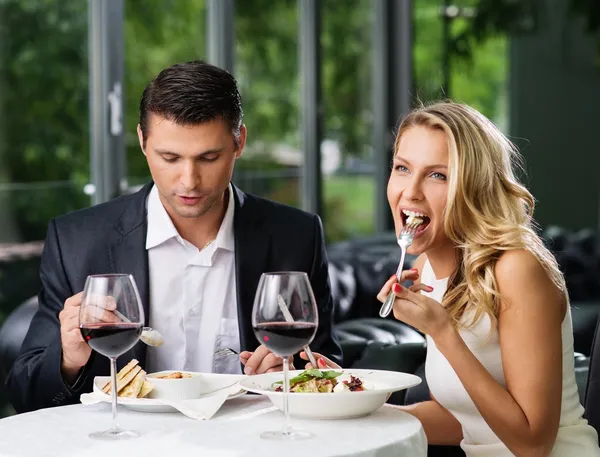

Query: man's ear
[
  {"left": 234, "top": 124, "right": 247, "bottom": 159},
  {"left": 137, "top": 124, "right": 146, "bottom": 156}
]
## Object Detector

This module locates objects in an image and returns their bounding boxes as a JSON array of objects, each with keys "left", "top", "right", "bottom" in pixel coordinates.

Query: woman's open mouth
[{"left": 401, "top": 209, "right": 431, "bottom": 235}]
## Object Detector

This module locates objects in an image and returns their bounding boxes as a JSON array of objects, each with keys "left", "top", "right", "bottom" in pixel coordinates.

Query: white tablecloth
[{"left": 0, "top": 396, "right": 427, "bottom": 457}]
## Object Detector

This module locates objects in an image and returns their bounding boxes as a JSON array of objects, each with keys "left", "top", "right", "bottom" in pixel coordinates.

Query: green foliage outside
[
  {"left": 0, "top": 0, "right": 509, "bottom": 245},
  {"left": 0, "top": 1, "right": 89, "bottom": 241}
]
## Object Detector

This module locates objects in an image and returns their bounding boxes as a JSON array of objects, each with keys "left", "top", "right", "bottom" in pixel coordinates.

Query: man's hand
[
  {"left": 240, "top": 345, "right": 295, "bottom": 375},
  {"left": 58, "top": 292, "right": 91, "bottom": 383}
]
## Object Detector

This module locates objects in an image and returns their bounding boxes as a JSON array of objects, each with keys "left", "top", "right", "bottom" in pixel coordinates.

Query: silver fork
[
  {"left": 215, "top": 345, "right": 319, "bottom": 369},
  {"left": 379, "top": 220, "right": 421, "bottom": 318},
  {"left": 276, "top": 294, "right": 319, "bottom": 368}
]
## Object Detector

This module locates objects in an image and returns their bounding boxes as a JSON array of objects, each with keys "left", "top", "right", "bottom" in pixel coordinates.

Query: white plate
[
  {"left": 92, "top": 374, "right": 247, "bottom": 413},
  {"left": 239, "top": 369, "right": 421, "bottom": 419}
]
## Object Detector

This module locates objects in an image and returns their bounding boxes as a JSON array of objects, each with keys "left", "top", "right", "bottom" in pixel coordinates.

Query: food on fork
[
  {"left": 406, "top": 215, "right": 423, "bottom": 225},
  {"left": 403, "top": 209, "right": 426, "bottom": 227},
  {"left": 101, "top": 359, "right": 154, "bottom": 398},
  {"left": 272, "top": 369, "right": 366, "bottom": 393}
]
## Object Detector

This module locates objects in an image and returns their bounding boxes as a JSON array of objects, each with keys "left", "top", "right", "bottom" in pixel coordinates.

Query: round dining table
[{"left": 0, "top": 395, "right": 427, "bottom": 457}]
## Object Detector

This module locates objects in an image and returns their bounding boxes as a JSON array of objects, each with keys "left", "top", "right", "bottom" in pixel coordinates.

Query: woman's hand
[
  {"left": 382, "top": 268, "right": 420, "bottom": 289},
  {"left": 377, "top": 274, "right": 452, "bottom": 341},
  {"left": 299, "top": 351, "right": 341, "bottom": 370}
]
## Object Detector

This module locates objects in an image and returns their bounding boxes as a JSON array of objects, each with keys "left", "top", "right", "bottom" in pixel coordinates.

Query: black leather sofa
[
  {"left": 0, "top": 227, "right": 598, "bottom": 455},
  {"left": 325, "top": 227, "right": 600, "bottom": 456},
  {"left": 327, "top": 228, "right": 600, "bottom": 397}
]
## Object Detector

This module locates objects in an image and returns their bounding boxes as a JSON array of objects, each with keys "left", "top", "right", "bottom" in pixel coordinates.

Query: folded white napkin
[{"left": 80, "top": 383, "right": 243, "bottom": 420}]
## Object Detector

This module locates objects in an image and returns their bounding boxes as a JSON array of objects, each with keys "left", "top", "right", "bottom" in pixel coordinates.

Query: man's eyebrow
[{"left": 153, "top": 147, "right": 225, "bottom": 157}]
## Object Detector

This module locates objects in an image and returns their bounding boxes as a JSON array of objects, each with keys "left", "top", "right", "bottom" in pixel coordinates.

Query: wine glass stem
[
  {"left": 109, "top": 357, "right": 120, "bottom": 432},
  {"left": 282, "top": 356, "right": 291, "bottom": 435}
]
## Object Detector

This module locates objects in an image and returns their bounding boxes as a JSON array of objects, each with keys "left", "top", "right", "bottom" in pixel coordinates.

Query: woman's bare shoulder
[{"left": 494, "top": 249, "right": 565, "bottom": 316}]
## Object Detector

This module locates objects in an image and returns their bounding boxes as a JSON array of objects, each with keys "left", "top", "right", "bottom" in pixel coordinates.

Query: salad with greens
[{"left": 273, "top": 369, "right": 365, "bottom": 393}]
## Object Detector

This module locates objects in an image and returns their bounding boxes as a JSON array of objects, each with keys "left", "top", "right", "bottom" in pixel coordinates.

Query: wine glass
[
  {"left": 252, "top": 271, "right": 318, "bottom": 440},
  {"left": 79, "top": 274, "right": 144, "bottom": 440}
]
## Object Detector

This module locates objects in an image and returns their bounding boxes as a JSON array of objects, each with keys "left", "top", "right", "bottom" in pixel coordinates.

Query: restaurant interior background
[{"left": 0, "top": 0, "right": 598, "bottom": 418}]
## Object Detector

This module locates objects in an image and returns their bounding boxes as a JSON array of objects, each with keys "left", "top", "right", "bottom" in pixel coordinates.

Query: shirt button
[{"left": 189, "top": 308, "right": 196, "bottom": 316}]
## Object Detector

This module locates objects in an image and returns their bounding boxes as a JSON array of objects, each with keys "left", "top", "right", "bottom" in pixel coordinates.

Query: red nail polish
[
  {"left": 426, "top": 286, "right": 434, "bottom": 292},
  {"left": 393, "top": 283, "right": 402, "bottom": 293},
  {"left": 389, "top": 274, "right": 396, "bottom": 280},
  {"left": 318, "top": 357, "right": 326, "bottom": 367}
]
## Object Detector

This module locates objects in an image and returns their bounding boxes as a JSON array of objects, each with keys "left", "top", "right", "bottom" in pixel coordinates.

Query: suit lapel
[
  {"left": 233, "top": 185, "right": 271, "bottom": 351},
  {"left": 108, "top": 183, "right": 152, "bottom": 364}
]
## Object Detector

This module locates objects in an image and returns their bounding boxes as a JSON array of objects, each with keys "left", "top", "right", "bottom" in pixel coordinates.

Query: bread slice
[
  {"left": 102, "top": 359, "right": 140, "bottom": 394},
  {"left": 120, "top": 369, "right": 146, "bottom": 398},
  {"left": 102, "top": 365, "right": 142, "bottom": 395},
  {"left": 137, "top": 380, "right": 154, "bottom": 398}
]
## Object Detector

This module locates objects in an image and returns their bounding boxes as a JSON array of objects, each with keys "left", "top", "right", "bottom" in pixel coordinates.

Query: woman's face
[{"left": 387, "top": 125, "right": 453, "bottom": 255}]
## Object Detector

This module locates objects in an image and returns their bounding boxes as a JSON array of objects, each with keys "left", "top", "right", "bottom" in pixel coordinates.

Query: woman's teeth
[{"left": 402, "top": 209, "right": 426, "bottom": 218}]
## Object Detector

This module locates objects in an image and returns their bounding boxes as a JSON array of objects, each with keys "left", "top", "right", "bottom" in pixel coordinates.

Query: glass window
[
  {"left": 0, "top": 1, "right": 90, "bottom": 243},
  {"left": 322, "top": 0, "right": 375, "bottom": 243},
  {"left": 414, "top": 0, "right": 445, "bottom": 102},
  {"left": 234, "top": 0, "right": 300, "bottom": 208},
  {"left": 447, "top": 1, "right": 508, "bottom": 129},
  {"left": 414, "top": 0, "right": 508, "bottom": 126},
  {"left": 124, "top": 0, "right": 207, "bottom": 187}
]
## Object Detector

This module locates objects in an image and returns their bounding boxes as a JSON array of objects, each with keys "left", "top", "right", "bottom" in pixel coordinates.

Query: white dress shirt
[{"left": 145, "top": 184, "right": 241, "bottom": 374}]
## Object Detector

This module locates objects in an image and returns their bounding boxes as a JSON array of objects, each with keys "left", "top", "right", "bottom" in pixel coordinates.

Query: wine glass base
[
  {"left": 89, "top": 428, "right": 140, "bottom": 441},
  {"left": 260, "top": 430, "right": 314, "bottom": 441}
]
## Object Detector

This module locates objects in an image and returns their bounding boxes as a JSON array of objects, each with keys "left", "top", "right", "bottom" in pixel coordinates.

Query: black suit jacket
[{"left": 6, "top": 183, "right": 342, "bottom": 413}]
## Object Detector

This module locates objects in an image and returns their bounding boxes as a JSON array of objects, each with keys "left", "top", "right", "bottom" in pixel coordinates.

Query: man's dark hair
[{"left": 139, "top": 60, "right": 243, "bottom": 148}]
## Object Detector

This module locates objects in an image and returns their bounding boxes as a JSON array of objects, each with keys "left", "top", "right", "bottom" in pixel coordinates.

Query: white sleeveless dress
[{"left": 421, "top": 259, "right": 600, "bottom": 456}]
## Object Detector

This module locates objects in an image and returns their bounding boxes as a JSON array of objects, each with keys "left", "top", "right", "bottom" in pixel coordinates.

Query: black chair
[
  {"left": 584, "top": 314, "right": 600, "bottom": 443},
  {"left": 0, "top": 296, "right": 38, "bottom": 383}
]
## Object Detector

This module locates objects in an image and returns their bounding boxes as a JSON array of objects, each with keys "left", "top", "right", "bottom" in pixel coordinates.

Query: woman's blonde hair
[{"left": 394, "top": 101, "right": 566, "bottom": 329}]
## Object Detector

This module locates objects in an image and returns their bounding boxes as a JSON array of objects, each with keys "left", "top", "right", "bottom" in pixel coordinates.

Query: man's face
[{"left": 138, "top": 114, "right": 246, "bottom": 220}]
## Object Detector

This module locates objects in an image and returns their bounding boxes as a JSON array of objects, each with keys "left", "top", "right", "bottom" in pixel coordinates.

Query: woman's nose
[{"left": 403, "top": 177, "right": 424, "bottom": 200}]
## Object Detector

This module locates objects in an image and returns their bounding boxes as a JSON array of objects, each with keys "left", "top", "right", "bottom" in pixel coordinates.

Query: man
[{"left": 6, "top": 60, "right": 342, "bottom": 413}]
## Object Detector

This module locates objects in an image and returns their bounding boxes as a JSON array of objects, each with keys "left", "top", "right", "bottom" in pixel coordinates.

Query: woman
[{"left": 303, "top": 101, "right": 600, "bottom": 456}]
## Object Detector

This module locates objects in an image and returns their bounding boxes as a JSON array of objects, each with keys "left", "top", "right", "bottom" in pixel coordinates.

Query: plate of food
[
  {"left": 238, "top": 368, "right": 421, "bottom": 419},
  {"left": 89, "top": 359, "right": 247, "bottom": 413}
]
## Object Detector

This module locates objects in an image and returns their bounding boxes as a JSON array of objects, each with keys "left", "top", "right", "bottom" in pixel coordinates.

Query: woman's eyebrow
[{"left": 393, "top": 156, "right": 447, "bottom": 170}]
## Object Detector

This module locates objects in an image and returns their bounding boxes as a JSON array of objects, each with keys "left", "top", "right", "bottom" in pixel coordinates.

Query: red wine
[
  {"left": 80, "top": 323, "right": 142, "bottom": 358},
  {"left": 253, "top": 322, "right": 317, "bottom": 356}
]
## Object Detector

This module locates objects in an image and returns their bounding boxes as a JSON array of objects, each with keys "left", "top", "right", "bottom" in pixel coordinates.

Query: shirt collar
[
  {"left": 213, "top": 183, "right": 235, "bottom": 252},
  {"left": 145, "top": 184, "right": 235, "bottom": 252},
  {"left": 145, "top": 185, "right": 180, "bottom": 250}
]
